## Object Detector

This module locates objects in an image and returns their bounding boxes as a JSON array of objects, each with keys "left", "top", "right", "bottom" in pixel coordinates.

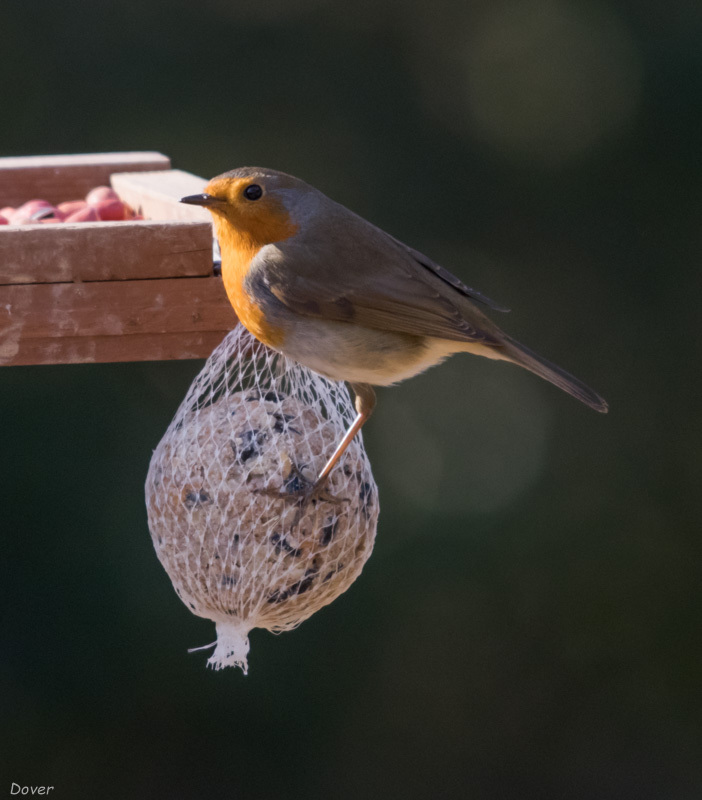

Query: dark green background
[{"left": 1, "top": 1, "right": 700, "bottom": 798}]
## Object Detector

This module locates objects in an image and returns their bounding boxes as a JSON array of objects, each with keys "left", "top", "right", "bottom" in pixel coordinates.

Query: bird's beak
[{"left": 180, "top": 193, "right": 222, "bottom": 207}]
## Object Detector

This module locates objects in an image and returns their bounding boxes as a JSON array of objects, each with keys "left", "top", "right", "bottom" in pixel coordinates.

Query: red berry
[
  {"left": 86, "top": 186, "right": 120, "bottom": 205},
  {"left": 65, "top": 206, "right": 99, "bottom": 223}
]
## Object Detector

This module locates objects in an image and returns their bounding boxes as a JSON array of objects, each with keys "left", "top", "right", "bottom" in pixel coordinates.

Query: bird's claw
[{"left": 254, "top": 462, "right": 349, "bottom": 512}]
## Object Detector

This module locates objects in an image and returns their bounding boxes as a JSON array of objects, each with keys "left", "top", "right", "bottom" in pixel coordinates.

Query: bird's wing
[
  {"left": 253, "top": 207, "right": 505, "bottom": 345},
  {"left": 386, "top": 234, "right": 510, "bottom": 313}
]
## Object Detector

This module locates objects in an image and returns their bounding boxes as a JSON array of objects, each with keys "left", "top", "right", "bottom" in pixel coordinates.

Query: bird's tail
[{"left": 501, "top": 336, "right": 608, "bottom": 413}]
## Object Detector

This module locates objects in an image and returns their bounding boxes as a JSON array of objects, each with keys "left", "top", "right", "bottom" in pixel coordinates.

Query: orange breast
[
  {"left": 224, "top": 273, "right": 285, "bottom": 349},
  {"left": 215, "top": 220, "right": 286, "bottom": 349}
]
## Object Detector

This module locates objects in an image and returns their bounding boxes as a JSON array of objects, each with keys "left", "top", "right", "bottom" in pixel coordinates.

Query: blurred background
[{"left": 1, "top": 0, "right": 700, "bottom": 797}]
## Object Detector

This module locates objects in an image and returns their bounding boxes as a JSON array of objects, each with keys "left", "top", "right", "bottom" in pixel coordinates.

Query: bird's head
[{"left": 181, "top": 167, "right": 317, "bottom": 249}]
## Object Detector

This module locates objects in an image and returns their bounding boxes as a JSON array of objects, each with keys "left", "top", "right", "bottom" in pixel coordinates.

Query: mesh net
[{"left": 145, "top": 325, "right": 379, "bottom": 673}]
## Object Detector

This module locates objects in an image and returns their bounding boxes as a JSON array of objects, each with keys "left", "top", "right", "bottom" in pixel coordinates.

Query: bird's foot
[{"left": 255, "top": 463, "right": 349, "bottom": 513}]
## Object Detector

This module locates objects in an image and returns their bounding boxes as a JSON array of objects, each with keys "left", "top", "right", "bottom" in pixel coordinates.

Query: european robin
[{"left": 182, "top": 167, "right": 607, "bottom": 491}]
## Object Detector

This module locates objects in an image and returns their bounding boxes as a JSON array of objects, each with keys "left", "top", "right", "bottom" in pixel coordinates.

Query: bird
[{"left": 181, "top": 167, "right": 607, "bottom": 495}]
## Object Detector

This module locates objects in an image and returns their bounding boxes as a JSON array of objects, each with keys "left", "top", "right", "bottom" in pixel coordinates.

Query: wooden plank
[
  {"left": 0, "top": 276, "right": 238, "bottom": 366},
  {"left": 0, "top": 152, "right": 171, "bottom": 207},
  {"left": 11, "top": 331, "right": 230, "bottom": 365},
  {"left": 0, "top": 220, "right": 213, "bottom": 285},
  {"left": 110, "top": 170, "right": 211, "bottom": 222},
  {"left": 2, "top": 275, "right": 235, "bottom": 339},
  {"left": 0, "top": 154, "right": 232, "bottom": 366}
]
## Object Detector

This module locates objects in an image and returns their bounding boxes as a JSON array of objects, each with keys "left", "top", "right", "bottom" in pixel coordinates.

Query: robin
[{"left": 182, "top": 167, "right": 607, "bottom": 493}]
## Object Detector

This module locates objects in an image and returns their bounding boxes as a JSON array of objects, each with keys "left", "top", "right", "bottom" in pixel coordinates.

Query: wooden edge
[
  {"left": 0, "top": 220, "right": 214, "bottom": 285},
  {"left": 0, "top": 152, "right": 171, "bottom": 169},
  {"left": 110, "top": 170, "right": 211, "bottom": 223},
  {"left": 0, "top": 152, "right": 172, "bottom": 207},
  {"left": 10, "top": 330, "right": 231, "bottom": 365},
  {"left": 0, "top": 276, "right": 238, "bottom": 366}
]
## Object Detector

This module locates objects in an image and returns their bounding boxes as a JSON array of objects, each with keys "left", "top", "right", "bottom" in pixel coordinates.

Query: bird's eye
[{"left": 243, "top": 184, "right": 263, "bottom": 201}]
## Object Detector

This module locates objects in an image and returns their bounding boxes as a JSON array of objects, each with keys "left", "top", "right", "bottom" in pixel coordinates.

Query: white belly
[{"left": 275, "top": 318, "right": 502, "bottom": 386}]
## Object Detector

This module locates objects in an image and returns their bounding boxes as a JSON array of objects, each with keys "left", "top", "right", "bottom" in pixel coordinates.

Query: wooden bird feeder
[{"left": 0, "top": 152, "right": 237, "bottom": 367}]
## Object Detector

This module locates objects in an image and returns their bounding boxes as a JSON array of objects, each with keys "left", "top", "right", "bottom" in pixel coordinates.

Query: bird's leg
[
  {"left": 255, "top": 383, "right": 376, "bottom": 512},
  {"left": 314, "top": 382, "right": 376, "bottom": 489}
]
